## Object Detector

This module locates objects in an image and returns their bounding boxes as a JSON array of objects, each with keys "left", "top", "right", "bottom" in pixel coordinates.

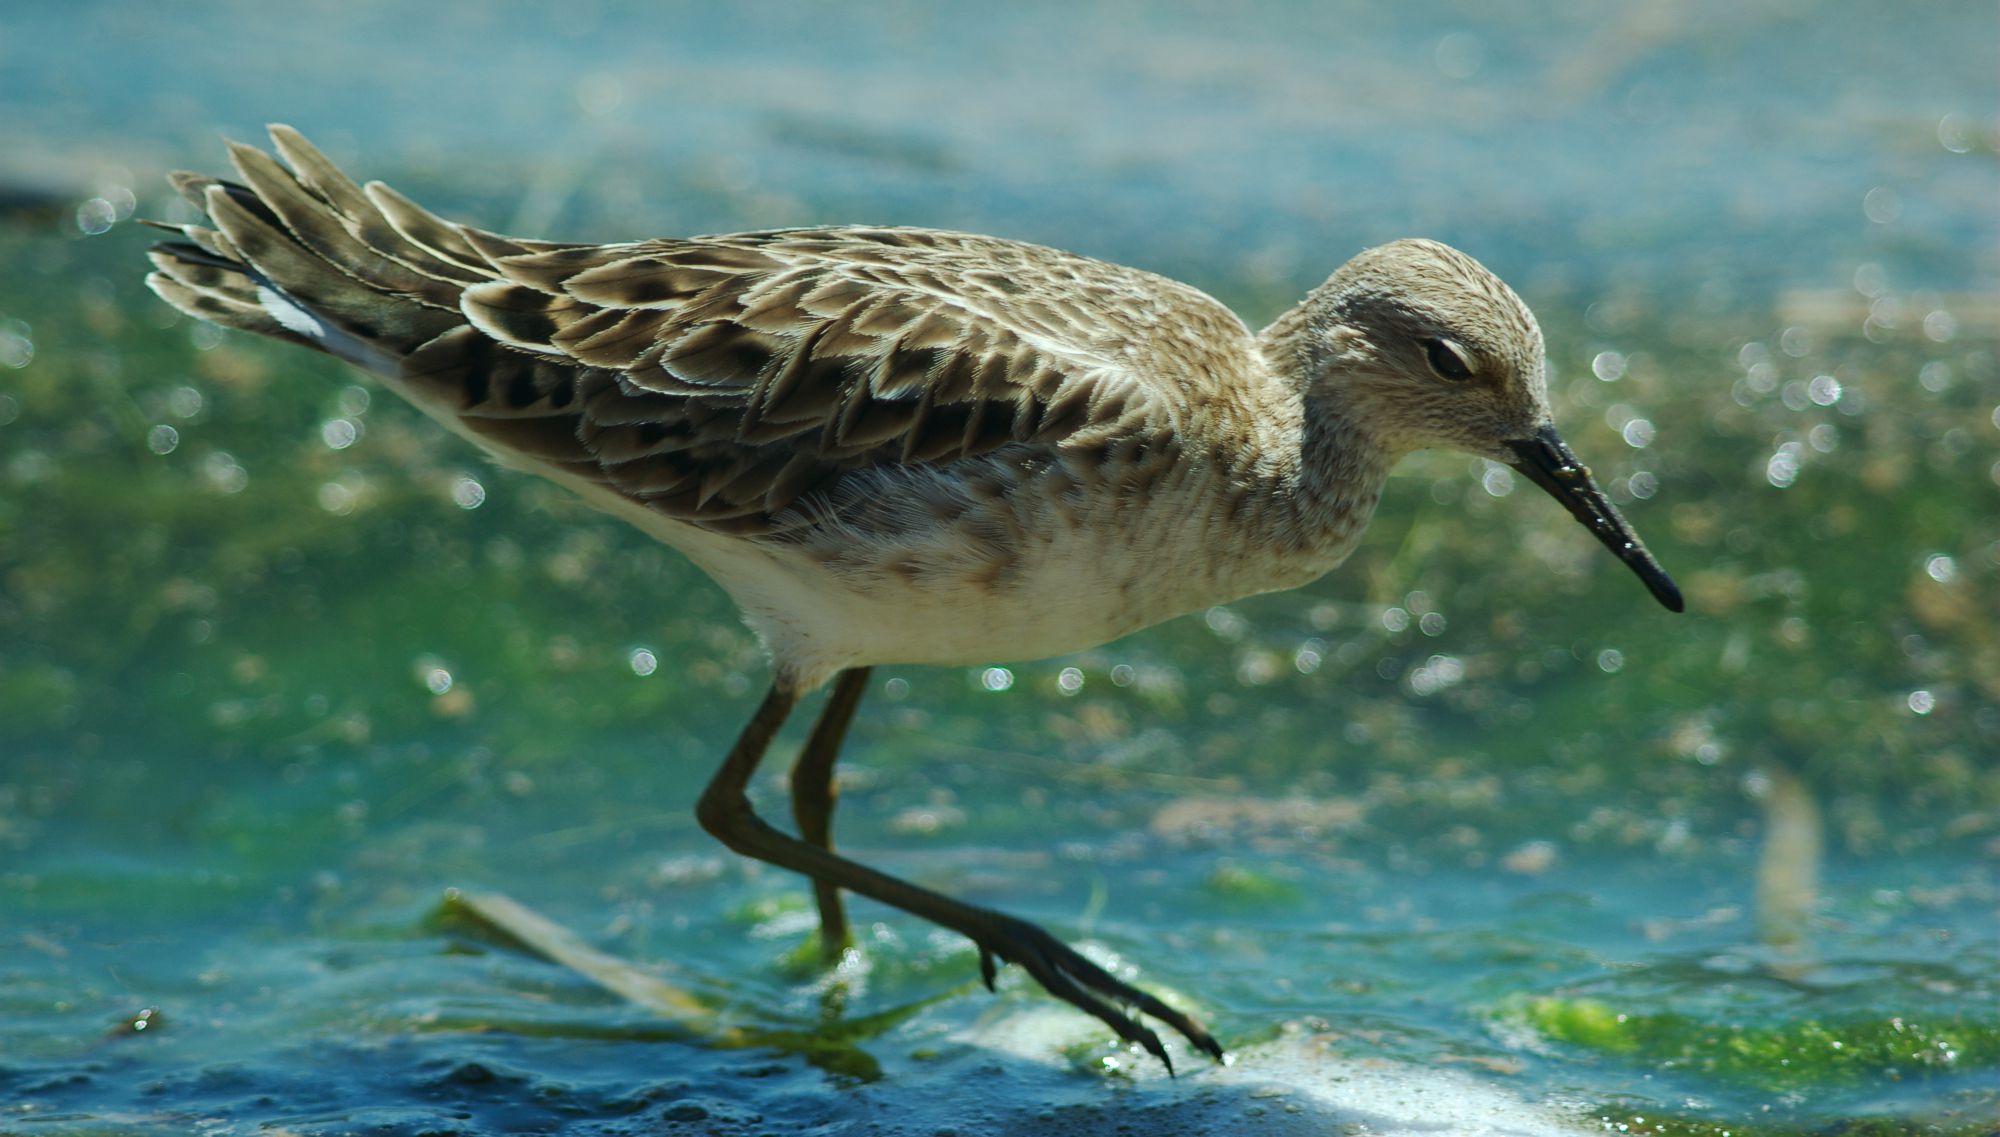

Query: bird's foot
[{"left": 971, "top": 913, "right": 1224, "bottom": 1074}]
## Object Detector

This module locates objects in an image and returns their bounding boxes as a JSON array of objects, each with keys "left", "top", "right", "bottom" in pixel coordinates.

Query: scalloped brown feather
[{"left": 147, "top": 126, "right": 1255, "bottom": 532}]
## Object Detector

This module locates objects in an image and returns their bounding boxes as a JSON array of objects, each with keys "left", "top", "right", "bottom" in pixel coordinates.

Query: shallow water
[{"left": 3, "top": 3, "right": 1997, "bottom": 1134}]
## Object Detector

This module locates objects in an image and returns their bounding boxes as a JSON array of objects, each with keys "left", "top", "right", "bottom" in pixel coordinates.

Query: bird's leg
[
  {"left": 789, "top": 666, "right": 872, "bottom": 959},
  {"left": 697, "top": 681, "right": 1224, "bottom": 1072}
]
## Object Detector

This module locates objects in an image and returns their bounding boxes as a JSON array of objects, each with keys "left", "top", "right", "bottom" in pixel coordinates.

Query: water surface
[{"left": 2, "top": 3, "right": 1996, "bottom": 1134}]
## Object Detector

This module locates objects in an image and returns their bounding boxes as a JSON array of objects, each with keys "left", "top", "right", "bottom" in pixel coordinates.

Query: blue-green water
[{"left": 3, "top": 3, "right": 1997, "bottom": 1134}]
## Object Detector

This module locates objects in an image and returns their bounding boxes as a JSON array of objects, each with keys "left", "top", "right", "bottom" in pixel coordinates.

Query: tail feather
[
  {"left": 146, "top": 131, "right": 495, "bottom": 374},
  {"left": 140, "top": 214, "right": 239, "bottom": 263},
  {"left": 146, "top": 126, "right": 616, "bottom": 482},
  {"left": 145, "top": 253, "right": 318, "bottom": 349},
  {"left": 192, "top": 181, "right": 452, "bottom": 373},
  {"left": 144, "top": 125, "right": 607, "bottom": 379},
  {"left": 145, "top": 237, "right": 242, "bottom": 276},
  {"left": 361, "top": 177, "right": 593, "bottom": 274},
  {"left": 264, "top": 125, "right": 459, "bottom": 275},
  {"left": 358, "top": 179, "right": 499, "bottom": 278},
  {"left": 222, "top": 138, "right": 461, "bottom": 309}
]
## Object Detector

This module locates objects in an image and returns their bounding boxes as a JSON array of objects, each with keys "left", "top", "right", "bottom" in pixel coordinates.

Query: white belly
[
  {"left": 534, "top": 448, "right": 1356, "bottom": 692},
  {"left": 672, "top": 470, "right": 1347, "bottom": 689},
  {"left": 715, "top": 517, "right": 1206, "bottom": 682}
]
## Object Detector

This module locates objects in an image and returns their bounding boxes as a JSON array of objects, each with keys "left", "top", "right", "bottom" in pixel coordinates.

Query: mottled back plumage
[{"left": 148, "top": 127, "right": 1256, "bottom": 538}]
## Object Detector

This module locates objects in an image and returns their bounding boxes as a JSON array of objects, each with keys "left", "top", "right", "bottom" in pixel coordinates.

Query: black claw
[
  {"left": 965, "top": 914, "right": 1223, "bottom": 1073},
  {"left": 1130, "top": 1029, "right": 1172, "bottom": 1073},
  {"left": 1120, "top": 987, "right": 1225, "bottom": 1063},
  {"left": 1031, "top": 961, "right": 1167, "bottom": 1069}
]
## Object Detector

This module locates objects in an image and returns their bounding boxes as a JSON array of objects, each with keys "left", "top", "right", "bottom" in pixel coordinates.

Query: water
[{"left": 3, "top": 2, "right": 1997, "bottom": 1134}]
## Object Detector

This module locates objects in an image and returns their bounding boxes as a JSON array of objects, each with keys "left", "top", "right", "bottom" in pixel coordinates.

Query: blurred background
[{"left": 1, "top": 2, "right": 1995, "bottom": 1134}]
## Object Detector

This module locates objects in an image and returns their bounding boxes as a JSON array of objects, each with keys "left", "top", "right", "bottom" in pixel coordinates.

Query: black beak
[{"left": 1504, "top": 424, "right": 1684, "bottom": 613}]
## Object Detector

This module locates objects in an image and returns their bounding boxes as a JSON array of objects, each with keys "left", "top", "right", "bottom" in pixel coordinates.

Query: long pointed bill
[{"left": 1504, "top": 424, "right": 1684, "bottom": 612}]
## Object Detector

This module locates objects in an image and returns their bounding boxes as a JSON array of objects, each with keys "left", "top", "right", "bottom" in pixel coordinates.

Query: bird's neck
[
  {"left": 1193, "top": 389, "right": 1388, "bottom": 603},
  {"left": 1243, "top": 306, "right": 1398, "bottom": 571},
  {"left": 1286, "top": 386, "right": 1394, "bottom": 560}
]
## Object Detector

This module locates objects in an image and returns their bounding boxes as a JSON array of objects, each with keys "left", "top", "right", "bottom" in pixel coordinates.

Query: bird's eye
[{"left": 1424, "top": 337, "right": 1475, "bottom": 382}]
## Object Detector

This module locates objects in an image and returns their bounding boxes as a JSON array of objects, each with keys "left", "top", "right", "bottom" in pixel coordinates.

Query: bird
[{"left": 145, "top": 126, "right": 1682, "bottom": 1073}]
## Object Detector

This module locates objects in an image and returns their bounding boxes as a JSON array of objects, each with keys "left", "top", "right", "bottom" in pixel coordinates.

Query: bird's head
[{"left": 1275, "top": 238, "right": 1682, "bottom": 612}]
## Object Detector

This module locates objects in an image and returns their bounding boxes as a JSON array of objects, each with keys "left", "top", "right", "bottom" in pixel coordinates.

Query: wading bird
[{"left": 147, "top": 127, "right": 1681, "bottom": 1071}]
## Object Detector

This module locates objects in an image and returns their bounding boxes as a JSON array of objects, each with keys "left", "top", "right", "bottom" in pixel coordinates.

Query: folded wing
[{"left": 146, "top": 128, "right": 1208, "bottom": 534}]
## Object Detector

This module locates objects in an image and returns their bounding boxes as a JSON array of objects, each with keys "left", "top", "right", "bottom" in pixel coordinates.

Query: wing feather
[{"left": 151, "top": 128, "right": 1258, "bottom": 537}]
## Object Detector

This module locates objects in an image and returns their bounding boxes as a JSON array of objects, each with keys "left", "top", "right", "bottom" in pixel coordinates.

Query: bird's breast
[{"left": 698, "top": 452, "right": 1359, "bottom": 686}]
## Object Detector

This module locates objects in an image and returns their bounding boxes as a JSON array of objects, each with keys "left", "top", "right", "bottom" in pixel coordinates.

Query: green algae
[{"left": 1505, "top": 993, "right": 2000, "bottom": 1094}]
